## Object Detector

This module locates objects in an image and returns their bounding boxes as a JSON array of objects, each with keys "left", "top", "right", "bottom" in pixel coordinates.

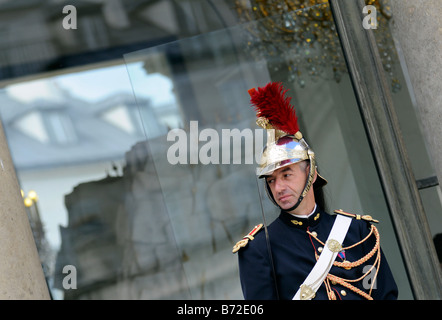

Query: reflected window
[
  {"left": 12, "top": 110, "right": 49, "bottom": 144},
  {"left": 101, "top": 103, "right": 141, "bottom": 135},
  {"left": 44, "top": 109, "right": 77, "bottom": 144},
  {"left": 12, "top": 107, "right": 77, "bottom": 145}
]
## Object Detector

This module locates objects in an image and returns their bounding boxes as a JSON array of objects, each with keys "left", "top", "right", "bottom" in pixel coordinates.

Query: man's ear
[{"left": 305, "top": 162, "right": 317, "bottom": 183}]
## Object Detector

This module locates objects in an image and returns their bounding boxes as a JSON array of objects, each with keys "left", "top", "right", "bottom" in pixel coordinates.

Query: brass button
[
  {"left": 318, "top": 247, "right": 323, "bottom": 253},
  {"left": 311, "top": 231, "right": 317, "bottom": 237},
  {"left": 341, "top": 290, "right": 347, "bottom": 297}
]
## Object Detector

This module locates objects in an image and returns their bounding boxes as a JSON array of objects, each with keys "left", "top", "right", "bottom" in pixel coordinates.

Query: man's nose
[{"left": 274, "top": 178, "right": 286, "bottom": 193}]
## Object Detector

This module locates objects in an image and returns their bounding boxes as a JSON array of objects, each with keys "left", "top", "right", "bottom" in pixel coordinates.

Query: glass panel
[
  {"left": 365, "top": 0, "right": 442, "bottom": 266},
  {"left": 124, "top": 41, "right": 272, "bottom": 300},
  {"left": 124, "top": 3, "right": 413, "bottom": 299},
  {"left": 0, "top": 65, "right": 189, "bottom": 299}
]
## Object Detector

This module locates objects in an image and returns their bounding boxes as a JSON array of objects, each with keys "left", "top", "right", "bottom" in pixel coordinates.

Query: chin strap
[{"left": 282, "top": 149, "right": 316, "bottom": 212}]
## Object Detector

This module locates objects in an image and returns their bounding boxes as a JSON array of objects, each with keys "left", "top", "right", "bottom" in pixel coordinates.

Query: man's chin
[{"left": 279, "top": 202, "right": 296, "bottom": 211}]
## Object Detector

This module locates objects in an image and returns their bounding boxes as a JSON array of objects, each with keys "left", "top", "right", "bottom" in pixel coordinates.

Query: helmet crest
[{"left": 248, "top": 82, "right": 300, "bottom": 136}]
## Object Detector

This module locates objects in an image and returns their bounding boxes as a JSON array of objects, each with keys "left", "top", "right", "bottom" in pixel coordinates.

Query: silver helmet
[{"left": 249, "top": 82, "right": 327, "bottom": 210}]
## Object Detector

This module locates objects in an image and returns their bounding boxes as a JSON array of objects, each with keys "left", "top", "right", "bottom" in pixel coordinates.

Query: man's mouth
[{"left": 278, "top": 194, "right": 292, "bottom": 202}]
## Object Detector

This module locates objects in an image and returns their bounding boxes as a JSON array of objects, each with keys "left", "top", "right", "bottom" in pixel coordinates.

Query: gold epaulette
[
  {"left": 334, "top": 209, "right": 379, "bottom": 223},
  {"left": 232, "top": 224, "right": 263, "bottom": 253}
]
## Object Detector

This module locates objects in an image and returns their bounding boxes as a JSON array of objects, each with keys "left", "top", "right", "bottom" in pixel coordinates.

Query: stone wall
[{"left": 389, "top": 0, "right": 442, "bottom": 187}]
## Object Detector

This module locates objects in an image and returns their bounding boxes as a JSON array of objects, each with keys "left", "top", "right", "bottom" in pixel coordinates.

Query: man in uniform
[{"left": 233, "top": 82, "right": 398, "bottom": 300}]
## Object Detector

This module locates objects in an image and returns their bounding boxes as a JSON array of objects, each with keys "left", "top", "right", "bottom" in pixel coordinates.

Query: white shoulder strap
[{"left": 293, "top": 214, "right": 353, "bottom": 300}]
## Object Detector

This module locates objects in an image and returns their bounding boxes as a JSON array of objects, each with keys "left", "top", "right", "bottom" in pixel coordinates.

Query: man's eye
[{"left": 267, "top": 179, "right": 274, "bottom": 184}]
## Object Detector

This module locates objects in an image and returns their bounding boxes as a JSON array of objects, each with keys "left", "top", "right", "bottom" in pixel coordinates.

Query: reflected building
[
  {"left": 53, "top": 119, "right": 268, "bottom": 299},
  {"left": 0, "top": 81, "right": 180, "bottom": 299},
  {"left": 0, "top": 0, "right": 440, "bottom": 300}
]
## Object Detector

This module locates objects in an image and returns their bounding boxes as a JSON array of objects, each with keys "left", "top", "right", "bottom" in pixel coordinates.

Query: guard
[{"left": 234, "top": 82, "right": 398, "bottom": 300}]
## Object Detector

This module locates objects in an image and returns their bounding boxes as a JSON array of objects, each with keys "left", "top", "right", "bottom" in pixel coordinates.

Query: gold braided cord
[
  {"left": 324, "top": 278, "right": 336, "bottom": 300},
  {"left": 333, "top": 245, "right": 381, "bottom": 284},
  {"left": 327, "top": 247, "right": 381, "bottom": 300},
  {"left": 310, "top": 224, "right": 380, "bottom": 270},
  {"left": 326, "top": 274, "right": 374, "bottom": 300},
  {"left": 308, "top": 223, "right": 375, "bottom": 250},
  {"left": 325, "top": 246, "right": 381, "bottom": 299},
  {"left": 342, "top": 224, "right": 375, "bottom": 250},
  {"left": 308, "top": 224, "right": 382, "bottom": 300},
  {"left": 334, "top": 225, "right": 380, "bottom": 270}
]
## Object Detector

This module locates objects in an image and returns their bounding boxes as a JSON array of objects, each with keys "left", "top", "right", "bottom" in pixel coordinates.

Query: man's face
[{"left": 265, "top": 162, "right": 310, "bottom": 211}]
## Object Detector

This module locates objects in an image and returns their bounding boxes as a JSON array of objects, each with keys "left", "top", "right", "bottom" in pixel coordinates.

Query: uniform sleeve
[{"left": 237, "top": 238, "right": 278, "bottom": 300}]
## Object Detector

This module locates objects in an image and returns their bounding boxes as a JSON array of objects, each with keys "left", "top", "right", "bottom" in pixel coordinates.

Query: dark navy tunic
[{"left": 238, "top": 207, "right": 398, "bottom": 300}]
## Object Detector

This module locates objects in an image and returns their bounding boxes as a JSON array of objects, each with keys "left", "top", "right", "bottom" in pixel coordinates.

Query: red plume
[{"left": 248, "top": 82, "right": 299, "bottom": 135}]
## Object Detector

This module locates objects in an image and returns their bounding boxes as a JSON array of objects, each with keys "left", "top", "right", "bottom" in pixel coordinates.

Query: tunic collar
[{"left": 279, "top": 204, "right": 322, "bottom": 230}]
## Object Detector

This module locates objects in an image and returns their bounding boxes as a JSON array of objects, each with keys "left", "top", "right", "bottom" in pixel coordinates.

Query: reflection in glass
[
  {"left": 0, "top": 3, "right": 413, "bottom": 299},
  {"left": 0, "top": 64, "right": 186, "bottom": 299},
  {"left": 124, "top": 5, "right": 412, "bottom": 299}
]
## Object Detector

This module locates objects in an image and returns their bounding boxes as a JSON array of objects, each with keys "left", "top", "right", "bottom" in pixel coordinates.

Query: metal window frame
[{"left": 329, "top": 0, "right": 442, "bottom": 299}]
